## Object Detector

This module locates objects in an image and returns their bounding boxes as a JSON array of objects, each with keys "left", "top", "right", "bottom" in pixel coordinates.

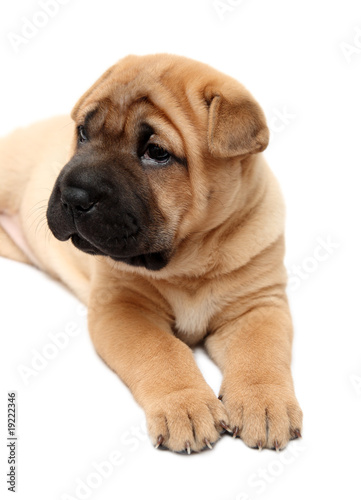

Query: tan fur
[{"left": 0, "top": 54, "right": 302, "bottom": 452}]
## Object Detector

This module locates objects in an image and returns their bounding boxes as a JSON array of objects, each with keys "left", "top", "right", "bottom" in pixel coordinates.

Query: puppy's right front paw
[{"left": 146, "top": 387, "right": 229, "bottom": 453}]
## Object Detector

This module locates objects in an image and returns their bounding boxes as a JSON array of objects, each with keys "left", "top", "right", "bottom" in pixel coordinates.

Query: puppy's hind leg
[
  {"left": 0, "top": 128, "right": 36, "bottom": 265},
  {"left": 0, "top": 222, "right": 30, "bottom": 264}
]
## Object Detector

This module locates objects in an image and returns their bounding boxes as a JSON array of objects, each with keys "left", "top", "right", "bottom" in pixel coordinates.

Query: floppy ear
[{"left": 206, "top": 86, "right": 269, "bottom": 158}]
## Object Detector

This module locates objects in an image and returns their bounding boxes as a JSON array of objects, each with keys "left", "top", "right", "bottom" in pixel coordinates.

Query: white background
[{"left": 1, "top": 0, "right": 361, "bottom": 499}]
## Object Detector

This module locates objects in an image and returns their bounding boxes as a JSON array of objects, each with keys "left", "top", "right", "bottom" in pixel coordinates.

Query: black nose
[{"left": 61, "top": 187, "right": 96, "bottom": 213}]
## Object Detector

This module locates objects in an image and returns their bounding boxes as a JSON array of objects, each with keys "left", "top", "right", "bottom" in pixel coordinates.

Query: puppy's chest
[{"left": 165, "top": 285, "right": 224, "bottom": 345}]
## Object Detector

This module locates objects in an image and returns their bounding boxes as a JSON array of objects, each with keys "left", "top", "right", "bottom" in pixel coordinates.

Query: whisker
[
  {"left": 35, "top": 216, "right": 48, "bottom": 237},
  {"left": 28, "top": 211, "right": 47, "bottom": 231},
  {"left": 26, "top": 201, "right": 48, "bottom": 221},
  {"left": 59, "top": 121, "right": 74, "bottom": 130},
  {"left": 26, "top": 205, "right": 47, "bottom": 222}
]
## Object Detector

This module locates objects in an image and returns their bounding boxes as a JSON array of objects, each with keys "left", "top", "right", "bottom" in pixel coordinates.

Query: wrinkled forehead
[
  {"left": 71, "top": 60, "right": 208, "bottom": 151},
  {"left": 73, "top": 72, "right": 150, "bottom": 123}
]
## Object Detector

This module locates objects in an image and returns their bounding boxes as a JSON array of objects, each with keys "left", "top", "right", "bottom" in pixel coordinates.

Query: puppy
[{"left": 0, "top": 54, "right": 302, "bottom": 453}]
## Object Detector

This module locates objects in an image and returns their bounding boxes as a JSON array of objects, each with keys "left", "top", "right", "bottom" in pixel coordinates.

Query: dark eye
[
  {"left": 143, "top": 144, "right": 170, "bottom": 163},
  {"left": 78, "top": 125, "right": 88, "bottom": 144}
]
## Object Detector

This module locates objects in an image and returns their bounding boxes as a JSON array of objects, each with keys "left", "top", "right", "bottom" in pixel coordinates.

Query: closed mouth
[
  {"left": 71, "top": 233, "right": 107, "bottom": 255},
  {"left": 70, "top": 233, "right": 169, "bottom": 270},
  {"left": 111, "top": 251, "right": 169, "bottom": 271}
]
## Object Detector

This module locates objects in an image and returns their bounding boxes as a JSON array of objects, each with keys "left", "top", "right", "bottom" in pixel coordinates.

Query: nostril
[
  {"left": 74, "top": 202, "right": 95, "bottom": 212},
  {"left": 61, "top": 187, "right": 97, "bottom": 213}
]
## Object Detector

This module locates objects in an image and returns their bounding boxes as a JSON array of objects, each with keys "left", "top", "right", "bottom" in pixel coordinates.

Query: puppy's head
[{"left": 47, "top": 54, "right": 269, "bottom": 272}]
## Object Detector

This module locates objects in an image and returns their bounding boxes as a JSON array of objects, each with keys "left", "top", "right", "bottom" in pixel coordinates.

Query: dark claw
[
  {"left": 257, "top": 440, "right": 263, "bottom": 450},
  {"left": 274, "top": 440, "right": 280, "bottom": 452},
  {"left": 232, "top": 426, "right": 239, "bottom": 438},
  {"left": 294, "top": 429, "right": 302, "bottom": 439},
  {"left": 220, "top": 420, "right": 232, "bottom": 433},
  {"left": 155, "top": 435, "right": 164, "bottom": 449},
  {"left": 218, "top": 394, "right": 223, "bottom": 400},
  {"left": 185, "top": 441, "right": 191, "bottom": 455}
]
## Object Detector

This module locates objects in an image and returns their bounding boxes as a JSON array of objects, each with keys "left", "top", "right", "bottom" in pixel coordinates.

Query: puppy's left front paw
[{"left": 220, "top": 382, "right": 303, "bottom": 450}]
